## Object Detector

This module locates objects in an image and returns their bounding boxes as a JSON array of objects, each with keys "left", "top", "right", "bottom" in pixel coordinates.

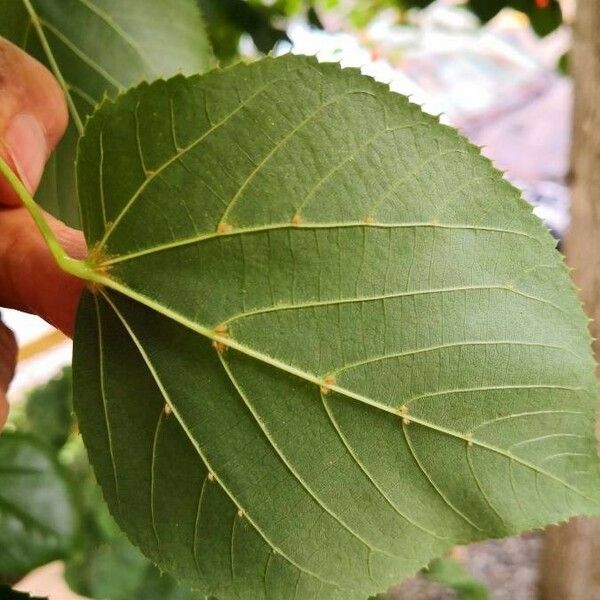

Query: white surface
[
  {"left": 16, "top": 561, "right": 87, "bottom": 600},
  {"left": 2, "top": 308, "right": 71, "bottom": 402},
  {"left": 2, "top": 308, "right": 51, "bottom": 347}
]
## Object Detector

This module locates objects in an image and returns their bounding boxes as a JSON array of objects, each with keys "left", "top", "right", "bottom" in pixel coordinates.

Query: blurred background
[{"left": 3, "top": 0, "right": 590, "bottom": 599}]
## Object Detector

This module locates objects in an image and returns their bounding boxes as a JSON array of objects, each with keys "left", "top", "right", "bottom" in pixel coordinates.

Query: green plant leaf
[
  {"left": 0, "top": 586, "right": 47, "bottom": 600},
  {"left": 66, "top": 532, "right": 162, "bottom": 599},
  {"left": 66, "top": 532, "right": 201, "bottom": 600},
  {"left": 0, "top": 432, "right": 77, "bottom": 578},
  {"left": 0, "top": 0, "right": 214, "bottom": 227},
  {"left": 24, "top": 368, "right": 73, "bottom": 451},
  {"left": 197, "top": 0, "right": 288, "bottom": 62},
  {"left": 72, "top": 55, "right": 600, "bottom": 599}
]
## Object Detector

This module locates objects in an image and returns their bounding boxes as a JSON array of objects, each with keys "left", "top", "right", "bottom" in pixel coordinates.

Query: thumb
[
  {"left": 0, "top": 35, "right": 85, "bottom": 336},
  {"left": 0, "top": 318, "right": 17, "bottom": 429},
  {"left": 0, "top": 36, "right": 68, "bottom": 202}
]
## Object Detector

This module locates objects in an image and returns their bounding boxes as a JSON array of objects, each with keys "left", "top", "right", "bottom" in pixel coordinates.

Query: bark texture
[{"left": 539, "top": 0, "right": 600, "bottom": 598}]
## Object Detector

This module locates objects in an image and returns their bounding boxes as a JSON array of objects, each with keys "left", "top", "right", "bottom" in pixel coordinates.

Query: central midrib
[{"left": 89, "top": 274, "right": 599, "bottom": 505}]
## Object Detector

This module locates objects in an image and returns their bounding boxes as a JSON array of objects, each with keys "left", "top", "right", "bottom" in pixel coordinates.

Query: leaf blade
[{"left": 74, "top": 55, "right": 600, "bottom": 599}]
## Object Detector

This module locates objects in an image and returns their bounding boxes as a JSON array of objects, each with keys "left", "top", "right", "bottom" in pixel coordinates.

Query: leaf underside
[
  {"left": 72, "top": 55, "right": 600, "bottom": 599},
  {"left": 0, "top": 0, "right": 213, "bottom": 227}
]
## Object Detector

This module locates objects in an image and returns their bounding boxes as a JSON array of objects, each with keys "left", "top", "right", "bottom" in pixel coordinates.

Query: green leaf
[
  {"left": 0, "top": 586, "right": 47, "bottom": 600},
  {"left": 524, "top": 0, "right": 562, "bottom": 37},
  {"left": 72, "top": 55, "right": 600, "bottom": 599},
  {"left": 66, "top": 533, "right": 201, "bottom": 600},
  {"left": 0, "top": 0, "right": 214, "bottom": 227},
  {"left": 197, "top": 0, "right": 288, "bottom": 61},
  {"left": 25, "top": 367, "right": 73, "bottom": 450},
  {"left": 67, "top": 533, "right": 156, "bottom": 599},
  {"left": 425, "top": 557, "right": 489, "bottom": 600},
  {"left": 557, "top": 51, "right": 569, "bottom": 76},
  {"left": 0, "top": 432, "right": 77, "bottom": 578}
]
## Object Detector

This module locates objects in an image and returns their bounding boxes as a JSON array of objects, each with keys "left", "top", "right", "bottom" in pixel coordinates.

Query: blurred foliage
[
  {"left": 465, "top": 0, "right": 562, "bottom": 36},
  {"left": 557, "top": 51, "right": 569, "bottom": 75},
  {"left": 24, "top": 368, "right": 73, "bottom": 451},
  {"left": 0, "top": 432, "right": 77, "bottom": 580},
  {"left": 425, "top": 557, "right": 490, "bottom": 600},
  {"left": 197, "top": 0, "right": 563, "bottom": 61},
  {"left": 196, "top": 0, "right": 290, "bottom": 62}
]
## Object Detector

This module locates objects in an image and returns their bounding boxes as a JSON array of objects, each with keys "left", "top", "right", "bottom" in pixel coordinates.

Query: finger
[
  {"left": 0, "top": 35, "right": 84, "bottom": 337},
  {"left": 0, "top": 207, "right": 85, "bottom": 336},
  {"left": 0, "top": 319, "right": 17, "bottom": 429},
  {"left": 0, "top": 36, "right": 68, "bottom": 203}
]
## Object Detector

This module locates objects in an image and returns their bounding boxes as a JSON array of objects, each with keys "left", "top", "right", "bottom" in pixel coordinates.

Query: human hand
[{"left": 0, "top": 37, "right": 86, "bottom": 428}]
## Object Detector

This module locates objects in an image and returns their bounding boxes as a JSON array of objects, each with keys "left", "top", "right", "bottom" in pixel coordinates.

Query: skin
[{"left": 0, "top": 37, "right": 86, "bottom": 428}]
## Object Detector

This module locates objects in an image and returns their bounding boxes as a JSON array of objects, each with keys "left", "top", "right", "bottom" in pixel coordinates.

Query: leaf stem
[{"left": 0, "top": 156, "right": 93, "bottom": 281}]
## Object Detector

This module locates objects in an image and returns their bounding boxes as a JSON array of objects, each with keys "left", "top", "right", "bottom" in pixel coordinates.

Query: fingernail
[{"left": 4, "top": 113, "right": 47, "bottom": 193}]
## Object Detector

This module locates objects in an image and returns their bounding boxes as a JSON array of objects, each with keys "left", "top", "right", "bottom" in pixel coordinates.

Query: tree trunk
[{"left": 538, "top": 0, "right": 600, "bottom": 598}]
